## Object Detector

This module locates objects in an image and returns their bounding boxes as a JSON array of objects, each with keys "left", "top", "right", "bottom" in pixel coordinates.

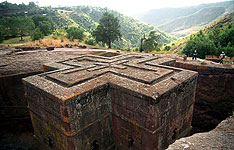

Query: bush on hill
[
  {"left": 183, "top": 24, "right": 234, "bottom": 58},
  {"left": 66, "top": 26, "right": 85, "bottom": 41}
]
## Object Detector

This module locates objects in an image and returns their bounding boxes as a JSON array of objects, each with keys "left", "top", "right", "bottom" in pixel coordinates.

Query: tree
[
  {"left": 0, "top": 17, "right": 35, "bottom": 41},
  {"left": 142, "top": 31, "right": 160, "bottom": 52},
  {"left": 16, "top": 17, "right": 35, "bottom": 40},
  {"left": 183, "top": 33, "right": 217, "bottom": 59},
  {"left": 32, "top": 15, "right": 54, "bottom": 28},
  {"left": 0, "top": 25, "right": 5, "bottom": 43},
  {"left": 85, "top": 38, "right": 96, "bottom": 46},
  {"left": 31, "top": 27, "right": 44, "bottom": 41},
  {"left": 31, "top": 15, "right": 54, "bottom": 37},
  {"left": 0, "top": 17, "right": 18, "bottom": 38},
  {"left": 66, "top": 26, "right": 85, "bottom": 41},
  {"left": 92, "top": 12, "right": 122, "bottom": 48},
  {"left": 28, "top": 2, "right": 36, "bottom": 8},
  {"left": 38, "top": 21, "right": 53, "bottom": 36}
]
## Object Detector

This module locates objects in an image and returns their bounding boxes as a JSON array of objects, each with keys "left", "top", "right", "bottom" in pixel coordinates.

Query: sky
[{"left": 0, "top": 0, "right": 230, "bottom": 16}]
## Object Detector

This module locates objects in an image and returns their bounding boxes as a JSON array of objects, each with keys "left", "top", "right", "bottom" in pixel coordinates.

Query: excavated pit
[
  {"left": 0, "top": 48, "right": 233, "bottom": 149},
  {"left": 175, "top": 61, "right": 234, "bottom": 134}
]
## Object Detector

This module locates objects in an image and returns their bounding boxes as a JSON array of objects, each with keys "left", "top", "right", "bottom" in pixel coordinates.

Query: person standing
[
  {"left": 192, "top": 48, "right": 197, "bottom": 60},
  {"left": 220, "top": 51, "right": 225, "bottom": 64}
]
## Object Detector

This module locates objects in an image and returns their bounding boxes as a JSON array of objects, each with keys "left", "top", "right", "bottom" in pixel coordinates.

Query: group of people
[{"left": 192, "top": 48, "right": 226, "bottom": 64}]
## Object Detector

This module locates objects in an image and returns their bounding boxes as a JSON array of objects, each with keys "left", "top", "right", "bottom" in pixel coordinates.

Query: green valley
[
  {"left": 137, "top": 1, "right": 234, "bottom": 38},
  {"left": 0, "top": 1, "right": 175, "bottom": 49}
]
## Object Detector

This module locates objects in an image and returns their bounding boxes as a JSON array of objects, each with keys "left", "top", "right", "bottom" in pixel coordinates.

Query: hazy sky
[{"left": 1, "top": 0, "right": 231, "bottom": 15}]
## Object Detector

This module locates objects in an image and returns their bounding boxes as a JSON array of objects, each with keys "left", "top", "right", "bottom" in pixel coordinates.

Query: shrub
[
  {"left": 38, "top": 21, "right": 53, "bottom": 36},
  {"left": 183, "top": 33, "right": 217, "bottom": 59},
  {"left": 73, "top": 39, "right": 79, "bottom": 46},
  {"left": 85, "top": 39, "right": 96, "bottom": 46},
  {"left": 0, "top": 25, "right": 5, "bottom": 43},
  {"left": 66, "top": 26, "right": 85, "bottom": 41},
  {"left": 31, "top": 28, "right": 44, "bottom": 41},
  {"left": 62, "top": 38, "right": 71, "bottom": 47},
  {"left": 165, "top": 45, "right": 171, "bottom": 51}
]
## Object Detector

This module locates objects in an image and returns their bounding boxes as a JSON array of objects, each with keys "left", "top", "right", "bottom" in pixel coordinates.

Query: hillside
[
  {"left": 55, "top": 6, "right": 176, "bottom": 47},
  {"left": 137, "top": 1, "right": 234, "bottom": 38},
  {"left": 171, "top": 13, "right": 234, "bottom": 57},
  {"left": 203, "top": 12, "right": 234, "bottom": 33},
  {"left": 0, "top": 2, "right": 176, "bottom": 48},
  {"left": 158, "top": 6, "right": 226, "bottom": 38}
]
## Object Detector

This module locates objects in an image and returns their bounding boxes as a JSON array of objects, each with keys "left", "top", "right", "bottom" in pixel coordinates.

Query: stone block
[{"left": 23, "top": 53, "right": 197, "bottom": 150}]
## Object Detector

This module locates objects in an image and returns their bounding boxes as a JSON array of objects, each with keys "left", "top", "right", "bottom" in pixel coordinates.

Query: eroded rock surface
[{"left": 0, "top": 48, "right": 118, "bottom": 76}]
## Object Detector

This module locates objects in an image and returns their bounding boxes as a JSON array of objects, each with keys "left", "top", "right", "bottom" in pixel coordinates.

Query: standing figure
[
  {"left": 192, "top": 48, "right": 197, "bottom": 60},
  {"left": 220, "top": 51, "right": 225, "bottom": 64},
  {"left": 140, "top": 34, "right": 146, "bottom": 53}
]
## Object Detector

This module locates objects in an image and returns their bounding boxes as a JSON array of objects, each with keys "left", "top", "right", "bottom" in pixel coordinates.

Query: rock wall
[
  {"left": 0, "top": 72, "right": 42, "bottom": 135},
  {"left": 175, "top": 62, "right": 234, "bottom": 133},
  {"left": 167, "top": 116, "right": 234, "bottom": 150}
]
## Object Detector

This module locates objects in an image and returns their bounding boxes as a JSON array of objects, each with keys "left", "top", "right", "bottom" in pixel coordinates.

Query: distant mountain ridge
[
  {"left": 171, "top": 12, "right": 234, "bottom": 54},
  {"left": 137, "top": 1, "right": 234, "bottom": 38}
]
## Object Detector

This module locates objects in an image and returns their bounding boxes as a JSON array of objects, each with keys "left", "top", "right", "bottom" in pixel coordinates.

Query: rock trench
[{"left": 0, "top": 48, "right": 234, "bottom": 149}]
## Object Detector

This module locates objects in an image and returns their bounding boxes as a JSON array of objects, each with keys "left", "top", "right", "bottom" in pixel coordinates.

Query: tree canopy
[
  {"left": 92, "top": 12, "right": 122, "bottom": 48},
  {"left": 183, "top": 23, "right": 234, "bottom": 58},
  {"left": 0, "top": 14, "right": 56, "bottom": 42},
  {"left": 31, "top": 27, "right": 44, "bottom": 41},
  {"left": 38, "top": 21, "right": 53, "bottom": 36},
  {"left": 0, "top": 17, "right": 35, "bottom": 41},
  {"left": 16, "top": 17, "right": 35, "bottom": 40},
  {"left": 32, "top": 15, "right": 53, "bottom": 27},
  {"left": 66, "top": 26, "right": 85, "bottom": 41},
  {"left": 32, "top": 15, "right": 54, "bottom": 35},
  {"left": 142, "top": 31, "right": 160, "bottom": 52},
  {"left": 0, "top": 25, "right": 5, "bottom": 43}
]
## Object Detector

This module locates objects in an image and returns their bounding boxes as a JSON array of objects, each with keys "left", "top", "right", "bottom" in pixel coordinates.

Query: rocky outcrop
[{"left": 167, "top": 116, "right": 234, "bottom": 150}]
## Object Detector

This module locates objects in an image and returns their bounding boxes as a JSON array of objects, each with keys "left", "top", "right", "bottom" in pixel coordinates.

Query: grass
[
  {"left": 1, "top": 35, "right": 58, "bottom": 46},
  {"left": 1, "top": 36, "right": 31, "bottom": 46},
  {"left": 0, "top": 35, "right": 108, "bottom": 50},
  {"left": 0, "top": 35, "right": 175, "bottom": 54},
  {"left": 151, "top": 50, "right": 173, "bottom": 54}
]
